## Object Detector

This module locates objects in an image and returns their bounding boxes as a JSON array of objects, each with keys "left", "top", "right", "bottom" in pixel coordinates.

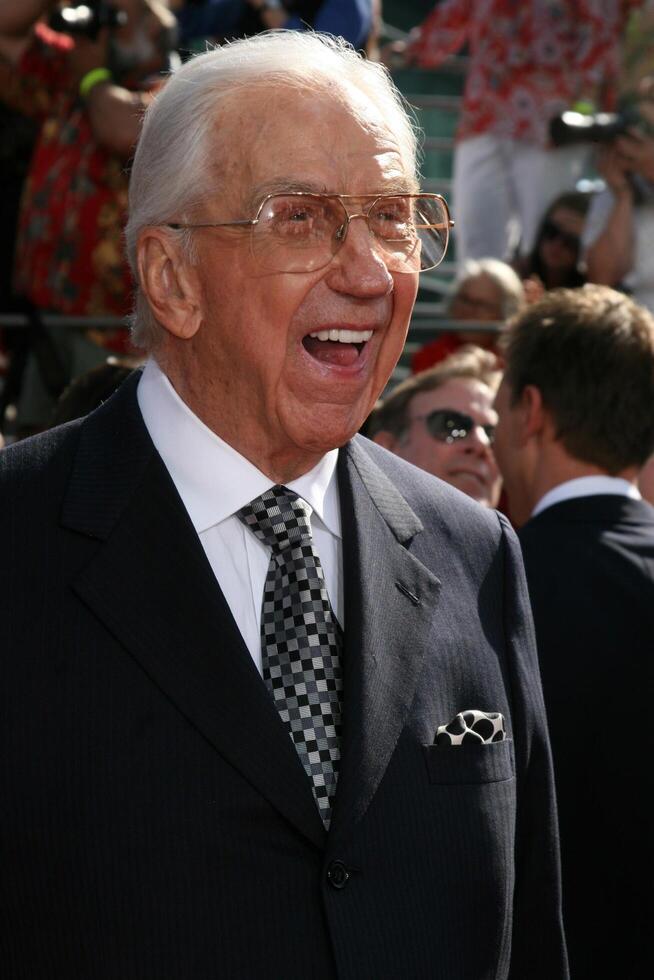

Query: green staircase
[{"left": 380, "top": 6, "right": 467, "bottom": 376}]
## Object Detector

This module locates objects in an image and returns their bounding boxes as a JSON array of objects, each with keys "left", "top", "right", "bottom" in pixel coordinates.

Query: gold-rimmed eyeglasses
[{"left": 166, "top": 192, "right": 454, "bottom": 274}]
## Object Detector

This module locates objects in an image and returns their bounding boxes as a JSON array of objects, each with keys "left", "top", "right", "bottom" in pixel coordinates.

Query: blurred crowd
[{"left": 1, "top": 0, "right": 653, "bottom": 479}]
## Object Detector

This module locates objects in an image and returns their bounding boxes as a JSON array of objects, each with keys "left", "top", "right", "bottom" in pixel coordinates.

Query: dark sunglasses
[
  {"left": 540, "top": 219, "right": 580, "bottom": 252},
  {"left": 410, "top": 408, "right": 495, "bottom": 445}
]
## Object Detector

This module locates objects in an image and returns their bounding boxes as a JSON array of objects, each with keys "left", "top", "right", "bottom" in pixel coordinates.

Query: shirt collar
[
  {"left": 532, "top": 475, "right": 641, "bottom": 518},
  {"left": 136, "top": 358, "right": 341, "bottom": 538}
]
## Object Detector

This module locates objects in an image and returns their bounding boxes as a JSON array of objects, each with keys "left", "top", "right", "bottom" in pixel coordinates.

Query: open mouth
[{"left": 302, "top": 328, "right": 373, "bottom": 367}]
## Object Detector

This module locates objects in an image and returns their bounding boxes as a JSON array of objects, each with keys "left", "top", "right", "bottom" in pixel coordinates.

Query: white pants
[{"left": 452, "top": 134, "right": 588, "bottom": 270}]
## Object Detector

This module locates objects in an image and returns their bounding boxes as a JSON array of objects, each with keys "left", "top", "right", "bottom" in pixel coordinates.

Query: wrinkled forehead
[{"left": 207, "top": 81, "right": 417, "bottom": 207}]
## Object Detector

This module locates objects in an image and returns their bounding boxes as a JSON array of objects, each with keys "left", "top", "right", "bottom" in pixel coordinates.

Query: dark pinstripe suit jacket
[
  {"left": 0, "top": 374, "right": 567, "bottom": 979},
  {"left": 519, "top": 495, "right": 654, "bottom": 980}
]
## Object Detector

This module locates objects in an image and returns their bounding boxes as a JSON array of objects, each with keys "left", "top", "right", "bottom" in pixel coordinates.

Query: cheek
[
  {"left": 435, "top": 443, "right": 460, "bottom": 471},
  {"left": 393, "top": 274, "right": 419, "bottom": 319},
  {"left": 492, "top": 429, "right": 511, "bottom": 473},
  {"left": 410, "top": 434, "right": 445, "bottom": 472},
  {"left": 210, "top": 274, "right": 306, "bottom": 361},
  {"left": 377, "top": 277, "right": 418, "bottom": 362}
]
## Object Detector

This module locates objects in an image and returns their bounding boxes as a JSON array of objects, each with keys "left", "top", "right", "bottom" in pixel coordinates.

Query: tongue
[{"left": 303, "top": 337, "right": 360, "bottom": 367}]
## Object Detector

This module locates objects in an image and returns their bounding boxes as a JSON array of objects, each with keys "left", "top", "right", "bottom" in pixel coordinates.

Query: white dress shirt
[
  {"left": 137, "top": 359, "right": 343, "bottom": 675},
  {"left": 532, "top": 475, "right": 642, "bottom": 518}
]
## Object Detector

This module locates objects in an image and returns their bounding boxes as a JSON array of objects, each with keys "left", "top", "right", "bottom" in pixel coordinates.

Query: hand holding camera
[
  {"left": 49, "top": 1, "right": 127, "bottom": 40},
  {"left": 612, "top": 129, "right": 654, "bottom": 183},
  {"left": 595, "top": 141, "right": 637, "bottom": 196}
]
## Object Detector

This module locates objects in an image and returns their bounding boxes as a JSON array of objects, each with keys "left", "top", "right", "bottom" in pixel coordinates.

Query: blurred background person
[
  {"left": 0, "top": 0, "right": 176, "bottom": 436},
  {"left": 171, "top": 0, "right": 374, "bottom": 51},
  {"left": 49, "top": 354, "right": 141, "bottom": 426},
  {"left": 517, "top": 191, "right": 590, "bottom": 296},
  {"left": 368, "top": 345, "right": 502, "bottom": 508},
  {"left": 583, "top": 81, "right": 654, "bottom": 313},
  {"left": 411, "top": 257, "right": 524, "bottom": 371},
  {"left": 384, "top": 0, "right": 635, "bottom": 270},
  {"left": 0, "top": 103, "right": 37, "bottom": 313},
  {"left": 493, "top": 284, "right": 654, "bottom": 979}
]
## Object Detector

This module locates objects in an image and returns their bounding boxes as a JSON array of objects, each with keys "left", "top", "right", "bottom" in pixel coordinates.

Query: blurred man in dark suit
[
  {"left": 494, "top": 284, "right": 654, "bottom": 980},
  {"left": 1, "top": 31, "right": 567, "bottom": 980}
]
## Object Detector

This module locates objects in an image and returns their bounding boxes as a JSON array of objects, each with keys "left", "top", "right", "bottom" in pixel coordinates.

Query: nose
[
  {"left": 325, "top": 215, "right": 394, "bottom": 298},
  {"left": 463, "top": 425, "right": 494, "bottom": 455}
]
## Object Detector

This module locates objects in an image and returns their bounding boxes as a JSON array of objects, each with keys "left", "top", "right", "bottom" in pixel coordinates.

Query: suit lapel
[
  {"left": 329, "top": 439, "right": 442, "bottom": 843},
  {"left": 61, "top": 377, "right": 326, "bottom": 849}
]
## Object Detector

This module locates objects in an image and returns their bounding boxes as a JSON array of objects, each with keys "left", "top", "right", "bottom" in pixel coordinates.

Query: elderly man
[
  {"left": 369, "top": 346, "right": 502, "bottom": 508},
  {"left": 411, "top": 257, "right": 525, "bottom": 371},
  {"left": 493, "top": 284, "right": 654, "bottom": 979},
  {"left": 0, "top": 33, "right": 567, "bottom": 980}
]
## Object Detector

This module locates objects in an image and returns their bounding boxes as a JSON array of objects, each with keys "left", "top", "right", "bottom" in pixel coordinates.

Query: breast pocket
[{"left": 423, "top": 739, "right": 515, "bottom": 784}]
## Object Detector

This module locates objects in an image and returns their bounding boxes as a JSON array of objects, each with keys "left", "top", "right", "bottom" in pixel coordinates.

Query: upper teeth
[{"left": 308, "top": 329, "right": 373, "bottom": 343}]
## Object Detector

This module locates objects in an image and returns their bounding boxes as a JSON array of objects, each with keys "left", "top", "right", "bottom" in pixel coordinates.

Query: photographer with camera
[
  {"left": 582, "top": 88, "right": 654, "bottom": 313},
  {"left": 382, "top": 0, "right": 635, "bottom": 273},
  {"left": 0, "top": 1, "right": 176, "bottom": 436}
]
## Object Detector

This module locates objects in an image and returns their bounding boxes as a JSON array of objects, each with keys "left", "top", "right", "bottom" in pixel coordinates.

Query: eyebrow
[
  {"left": 245, "top": 178, "right": 422, "bottom": 210},
  {"left": 245, "top": 180, "right": 325, "bottom": 208}
]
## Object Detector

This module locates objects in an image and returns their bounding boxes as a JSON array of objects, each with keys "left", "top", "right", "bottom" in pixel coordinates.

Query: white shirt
[
  {"left": 137, "top": 359, "right": 343, "bottom": 675},
  {"left": 532, "top": 475, "right": 641, "bottom": 519}
]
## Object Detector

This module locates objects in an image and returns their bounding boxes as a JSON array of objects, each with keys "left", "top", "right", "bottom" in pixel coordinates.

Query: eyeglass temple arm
[
  {"left": 166, "top": 219, "right": 256, "bottom": 229},
  {"left": 417, "top": 220, "right": 455, "bottom": 230}
]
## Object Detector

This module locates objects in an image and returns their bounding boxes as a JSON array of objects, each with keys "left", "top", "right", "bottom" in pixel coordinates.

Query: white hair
[
  {"left": 125, "top": 31, "right": 421, "bottom": 350},
  {"left": 451, "top": 258, "right": 526, "bottom": 320}
]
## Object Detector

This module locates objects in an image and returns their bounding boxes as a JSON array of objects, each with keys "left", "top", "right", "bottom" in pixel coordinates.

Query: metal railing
[
  {"left": 0, "top": 313, "right": 130, "bottom": 329},
  {"left": 0, "top": 311, "right": 502, "bottom": 337}
]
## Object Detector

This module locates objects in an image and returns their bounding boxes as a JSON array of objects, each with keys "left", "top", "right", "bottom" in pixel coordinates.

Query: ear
[
  {"left": 519, "top": 384, "right": 547, "bottom": 441},
  {"left": 136, "top": 228, "right": 202, "bottom": 341},
  {"left": 372, "top": 430, "right": 398, "bottom": 451}
]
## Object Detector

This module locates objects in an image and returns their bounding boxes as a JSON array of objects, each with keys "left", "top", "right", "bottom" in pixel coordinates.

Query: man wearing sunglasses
[
  {"left": 0, "top": 32, "right": 567, "bottom": 979},
  {"left": 368, "top": 346, "right": 502, "bottom": 509}
]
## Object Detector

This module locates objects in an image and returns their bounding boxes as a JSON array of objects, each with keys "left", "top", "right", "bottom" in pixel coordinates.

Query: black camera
[
  {"left": 549, "top": 106, "right": 642, "bottom": 148},
  {"left": 48, "top": 2, "right": 128, "bottom": 41}
]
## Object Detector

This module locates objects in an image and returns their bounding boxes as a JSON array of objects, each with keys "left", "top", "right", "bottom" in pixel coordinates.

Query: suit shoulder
[
  {"left": 519, "top": 506, "right": 654, "bottom": 595},
  {"left": 0, "top": 420, "right": 82, "bottom": 502}
]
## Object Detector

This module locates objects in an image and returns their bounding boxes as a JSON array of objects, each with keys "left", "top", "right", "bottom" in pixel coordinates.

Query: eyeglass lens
[
  {"left": 251, "top": 194, "right": 449, "bottom": 274},
  {"left": 425, "top": 409, "right": 495, "bottom": 444}
]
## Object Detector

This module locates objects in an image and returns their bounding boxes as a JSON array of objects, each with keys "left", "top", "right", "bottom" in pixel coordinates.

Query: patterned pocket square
[{"left": 435, "top": 709, "right": 506, "bottom": 745}]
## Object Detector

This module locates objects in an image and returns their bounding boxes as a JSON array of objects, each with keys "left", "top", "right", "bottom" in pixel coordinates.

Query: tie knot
[{"left": 238, "top": 485, "right": 313, "bottom": 553}]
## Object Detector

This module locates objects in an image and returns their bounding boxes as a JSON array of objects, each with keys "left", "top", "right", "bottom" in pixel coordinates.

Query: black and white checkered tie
[{"left": 238, "top": 486, "right": 343, "bottom": 829}]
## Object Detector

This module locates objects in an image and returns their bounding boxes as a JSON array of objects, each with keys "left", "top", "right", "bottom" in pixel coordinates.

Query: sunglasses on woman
[{"left": 540, "top": 220, "right": 580, "bottom": 252}]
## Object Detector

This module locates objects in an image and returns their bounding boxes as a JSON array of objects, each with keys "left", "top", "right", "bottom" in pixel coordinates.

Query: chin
[
  {"left": 465, "top": 491, "right": 490, "bottom": 507},
  {"left": 287, "top": 402, "right": 368, "bottom": 454},
  {"left": 296, "top": 423, "right": 359, "bottom": 456},
  {"left": 451, "top": 477, "right": 491, "bottom": 506}
]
